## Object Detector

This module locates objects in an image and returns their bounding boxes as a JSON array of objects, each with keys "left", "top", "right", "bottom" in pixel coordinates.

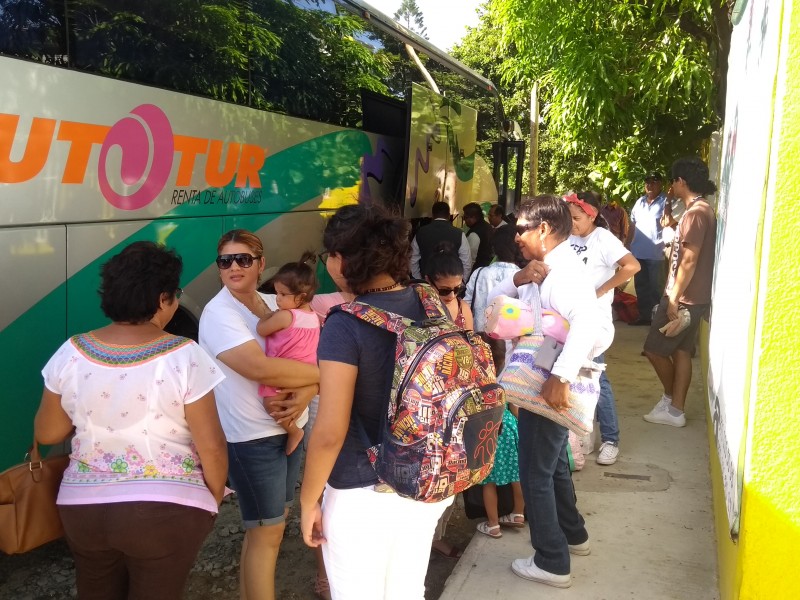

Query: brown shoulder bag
[{"left": 0, "top": 440, "right": 69, "bottom": 554}]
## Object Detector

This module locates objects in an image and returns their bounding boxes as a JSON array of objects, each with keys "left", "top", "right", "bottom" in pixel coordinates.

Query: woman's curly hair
[
  {"left": 323, "top": 204, "right": 411, "bottom": 295},
  {"left": 99, "top": 241, "right": 182, "bottom": 323}
]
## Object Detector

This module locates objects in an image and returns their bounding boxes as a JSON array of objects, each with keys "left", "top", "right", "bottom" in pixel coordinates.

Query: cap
[{"left": 644, "top": 171, "right": 663, "bottom": 182}]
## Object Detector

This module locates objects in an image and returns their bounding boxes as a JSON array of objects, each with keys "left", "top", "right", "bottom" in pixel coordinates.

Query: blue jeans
[
  {"left": 518, "top": 410, "right": 588, "bottom": 575},
  {"left": 634, "top": 259, "right": 664, "bottom": 320},
  {"left": 227, "top": 433, "right": 304, "bottom": 528},
  {"left": 595, "top": 353, "right": 620, "bottom": 444}
]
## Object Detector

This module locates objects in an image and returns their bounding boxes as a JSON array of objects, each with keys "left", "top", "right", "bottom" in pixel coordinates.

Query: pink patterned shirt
[{"left": 42, "top": 333, "right": 224, "bottom": 513}]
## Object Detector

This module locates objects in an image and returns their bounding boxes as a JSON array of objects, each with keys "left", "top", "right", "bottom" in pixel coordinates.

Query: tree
[
  {"left": 394, "top": 0, "right": 428, "bottom": 39},
  {"left": 453, "top": 0, "right": 733, "bottom": 202}
]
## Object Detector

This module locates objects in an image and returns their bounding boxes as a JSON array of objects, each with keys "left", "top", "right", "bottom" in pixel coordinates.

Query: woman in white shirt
[
  {"left": 489, "top": 195, "right": 612, "bottom": 589},
  {"left": 199, "top": 230, "right": 319, "bottom": 600},
  {"left": 566, "top": 192, "right": 641, "bottom": 466},
  {"left": 35, "top": 241, "right": 228, "bottom": 600},
  {"left": 464, "top": 225, "right": 522, "bottom": 333}
]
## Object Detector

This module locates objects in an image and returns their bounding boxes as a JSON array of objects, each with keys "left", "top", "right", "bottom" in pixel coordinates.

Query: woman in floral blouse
[{"left": 34, "top": 241, "right": 228, "bottom": 600}]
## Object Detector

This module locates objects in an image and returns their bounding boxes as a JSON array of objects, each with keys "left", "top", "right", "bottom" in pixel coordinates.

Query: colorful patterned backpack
[{"left": 333, "top": 283, "right": 506, "bottom": 503}]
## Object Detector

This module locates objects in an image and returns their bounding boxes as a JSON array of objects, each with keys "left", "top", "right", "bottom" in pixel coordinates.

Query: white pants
[{"left": 321, "top": 484, "right": 454, "bottom": 600}]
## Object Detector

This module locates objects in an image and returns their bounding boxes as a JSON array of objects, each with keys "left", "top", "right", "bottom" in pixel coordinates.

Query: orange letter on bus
[
  {"left": 205, "top": 140, "right": 240, "bottom": 188},
  {"left": 234, "top": 144, "right": 266, "bottom": 188},
  {"left": 0, "top": 115, "right": 56, "bottom": 184},
  {"left": 57, "top": 121, "right": 110, "bottom": 184},
  {"left": 174, "top": 135, "right": 209, "bottom": 187}
]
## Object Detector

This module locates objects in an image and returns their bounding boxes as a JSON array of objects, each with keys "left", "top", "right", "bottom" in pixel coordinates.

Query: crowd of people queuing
[{"left": 33, "top": 156, "right": 717, "bottom": 599}]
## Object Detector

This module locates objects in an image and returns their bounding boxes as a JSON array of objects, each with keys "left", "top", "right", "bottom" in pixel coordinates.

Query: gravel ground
[{"left": 0, "top": 494, "right": 476, "bottom": 599}]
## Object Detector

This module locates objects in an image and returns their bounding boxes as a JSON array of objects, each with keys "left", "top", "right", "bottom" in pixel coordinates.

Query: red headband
[{"left": 563, "top": 193, "right": 598, "bottom": 219}]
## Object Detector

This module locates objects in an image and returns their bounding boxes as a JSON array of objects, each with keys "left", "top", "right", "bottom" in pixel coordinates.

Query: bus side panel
[
  {"left": 446, "top": 100, "right": 478, "bottom": 210},
  {"left": 64, "top": 218, "right": 220, "bottom": 337},
  {"left": 0, "top": 226, "right": 67, "bottom": 461},
  {"left": 405, "top": 84, "right": 450, "bottom": 219},
  {"left": 403, "top": 83, "right": 492, "bottom": 221},
  {"left": 224, "top": 206, "right": 335, "bottom": 293}
]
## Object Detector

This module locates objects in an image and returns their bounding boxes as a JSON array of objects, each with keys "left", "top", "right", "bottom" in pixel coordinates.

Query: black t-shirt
[{"left": 317, "top": 286, "right": 427, "bottom": 489}]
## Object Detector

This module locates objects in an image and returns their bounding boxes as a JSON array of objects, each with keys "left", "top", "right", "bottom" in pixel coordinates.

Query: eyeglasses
[
  {"left": 175, "top": 287, "right": 183, "bottom": 299},
  {"left": 436, "top": 284, "right": 464, "bottom": 297},
  {"left": 515, "top": 223, "right": 537, "bottom": 236},
  {"left": 318, "top": 250, "right": 330, "bottom": 264},
  {"left": 216, "top": 253, "right": 261, "bottom": 269}
]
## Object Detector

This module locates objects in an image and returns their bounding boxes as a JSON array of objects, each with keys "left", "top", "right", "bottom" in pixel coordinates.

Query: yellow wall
[{"left": 711, "top": 1, "right": 800, "bottom": 597}]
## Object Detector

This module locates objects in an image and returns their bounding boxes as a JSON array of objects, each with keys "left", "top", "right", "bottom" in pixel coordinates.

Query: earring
[{"left": 541, "top": 240, "right": 547, "bottom": 253}]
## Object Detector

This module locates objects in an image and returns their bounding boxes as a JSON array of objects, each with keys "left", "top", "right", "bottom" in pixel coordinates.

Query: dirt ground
[{"left": 0, "top": 491, "right": 477, "bottom": 599}]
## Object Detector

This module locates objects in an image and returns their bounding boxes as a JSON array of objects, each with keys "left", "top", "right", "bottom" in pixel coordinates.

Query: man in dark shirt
[
  {"left": 410, "top": 202, "right": 472, "bottom": 279},
  {"left": 488, "top": 204, "right": 509, "bottom": 229},
  {"left": 463, "top": 202, "right": 493, "bottom": 271}
]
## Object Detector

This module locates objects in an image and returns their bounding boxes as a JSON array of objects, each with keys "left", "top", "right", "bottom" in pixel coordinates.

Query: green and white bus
[{"left": 0, "top": 0, "right": 517, "bottom": 469}]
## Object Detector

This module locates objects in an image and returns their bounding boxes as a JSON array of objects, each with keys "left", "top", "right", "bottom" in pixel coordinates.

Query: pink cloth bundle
[
  {"left": 541, "top": 310, "right": 569, "bottom": 344},
  {"left": 484, "top": 296, "right": 569, "bottom": 342},
  {"left": 484, "top": 296, "right": 536, "bottom": 339}
]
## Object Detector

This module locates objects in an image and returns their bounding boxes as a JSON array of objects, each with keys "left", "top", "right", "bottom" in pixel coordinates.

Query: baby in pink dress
[{"left": 257, "top": 254, "right": 320, "bottom": 455}]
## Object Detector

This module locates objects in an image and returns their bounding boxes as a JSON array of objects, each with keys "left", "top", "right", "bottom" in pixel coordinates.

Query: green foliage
[
  {"left": 454, "top": 0, "right": 725, "bottom": 204},
  {"left": 394, "top": 0, "right": 428, "bottom": 39},
  {"left": 68, "top": 0, "right": 281, "bottom": 106}
]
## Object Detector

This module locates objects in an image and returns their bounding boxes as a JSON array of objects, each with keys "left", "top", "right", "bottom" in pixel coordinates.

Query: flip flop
[
  {"left": 498, "top": 513, "right": 526, "bottom": 528},
  {"left": 431, "top": 543, "right": 464, "bottom": 559}
]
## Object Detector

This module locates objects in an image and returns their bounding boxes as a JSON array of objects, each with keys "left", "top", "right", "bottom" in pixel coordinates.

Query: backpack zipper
[
  {"left": 444, "top": 383, "right": 504, "bottom": 445},
  {"left": 396, "top": 330, "right": 465, "bottom": 394}
]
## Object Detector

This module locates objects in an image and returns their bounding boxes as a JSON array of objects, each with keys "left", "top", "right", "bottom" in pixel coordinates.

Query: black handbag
[{"left": 462, "top": 483, "right": 515, "bottom": 520}]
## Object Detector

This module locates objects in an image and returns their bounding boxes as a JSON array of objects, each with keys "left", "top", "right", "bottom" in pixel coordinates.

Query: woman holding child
[{"left": 199, "top": 229, "right": 319, "bottom": 600}]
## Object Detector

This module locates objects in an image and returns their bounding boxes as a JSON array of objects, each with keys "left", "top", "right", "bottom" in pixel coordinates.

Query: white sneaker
[
  {"left": 568, "top": 540, "right": 591, "bottom": 556},
  {"left": 596, "top": 442, "right": 619, "bottom": 465},
  {"left": 511, "top": 555, "right": 571, "bottom": 588},
  {"left": 643, "top": 406, "right": 686, "bottom": 427},
  {"left": 643, "top": 397, "right": 670, "bottom": 421}
]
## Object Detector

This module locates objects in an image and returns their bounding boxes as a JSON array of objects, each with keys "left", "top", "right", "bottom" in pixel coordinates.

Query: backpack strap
[
  {"left": 468, "top": 267, "right": 485, "bottom": 314},
  {"left": 411, "top": 282, "right": 451, "bottom": 322},
  {"left": 329, "top": 283, "right": 452, "bottom": 335}
]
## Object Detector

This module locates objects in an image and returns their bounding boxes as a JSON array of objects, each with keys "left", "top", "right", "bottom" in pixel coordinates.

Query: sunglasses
[
  {"left": 216, "top": 253, "right": 261, "bottom": 269},
  {"left": 515, "top": 223, "right": 537, "bottom": 236},
  {"left": 436, "top": 284, "right": 464, "bottom": 297},
  {"left": 175, "top": 287, "right": 183, "bottom": 299}
]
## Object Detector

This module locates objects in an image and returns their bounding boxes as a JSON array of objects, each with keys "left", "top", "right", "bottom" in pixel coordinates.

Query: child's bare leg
[
  {"left": 284, "top": 421, "right": 304, "bottom": 456},
  {"left": 482, "top": 483, "right": 499, "bottom": 526},
  {"left": 511, "top": 481, "right": 525, "bottom": 524},
  {"left": 263, "top": 393, "right": 305, "bottom": 455}
]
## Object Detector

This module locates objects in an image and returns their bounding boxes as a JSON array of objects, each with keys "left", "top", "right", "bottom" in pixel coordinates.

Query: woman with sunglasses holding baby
[{"left": 199, "top": 230, "right": 320, "bottom": 600}]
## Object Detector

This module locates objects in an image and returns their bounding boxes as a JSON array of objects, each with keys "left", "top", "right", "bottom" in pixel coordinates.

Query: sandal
[
  {"left": 431, "top": 541, "right": 464, "bottom": 559},
  {"left": 477, "top": 521, "right": 502, "bottom": 538},
  {"left": 314, "top": 575, "right": 332, "bottom": 600},
  {"left": 498, "top": 513, "right": 526, "bottom": 528}
]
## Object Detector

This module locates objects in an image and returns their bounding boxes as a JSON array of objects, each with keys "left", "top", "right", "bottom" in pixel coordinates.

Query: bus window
[{"left": 0, "top": 0, "right": 67, "bottom": 65}]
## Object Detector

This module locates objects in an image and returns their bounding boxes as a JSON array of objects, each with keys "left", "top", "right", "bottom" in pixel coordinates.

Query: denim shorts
[{"left": 227, "top": 434, "right": 304, "bottom": 528}]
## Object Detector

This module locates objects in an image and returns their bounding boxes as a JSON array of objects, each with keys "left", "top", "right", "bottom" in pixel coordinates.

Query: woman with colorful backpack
[
  {"left": 300, "top": 204, "right": 498, "bottom": 599},
  {"left": 422, "top": 241, "right": 473, "bottom": 559}
]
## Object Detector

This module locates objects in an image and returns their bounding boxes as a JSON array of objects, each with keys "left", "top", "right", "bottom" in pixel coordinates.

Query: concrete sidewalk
[{"left": 441, "top": 324, "right": 719, "bottom": 599}]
